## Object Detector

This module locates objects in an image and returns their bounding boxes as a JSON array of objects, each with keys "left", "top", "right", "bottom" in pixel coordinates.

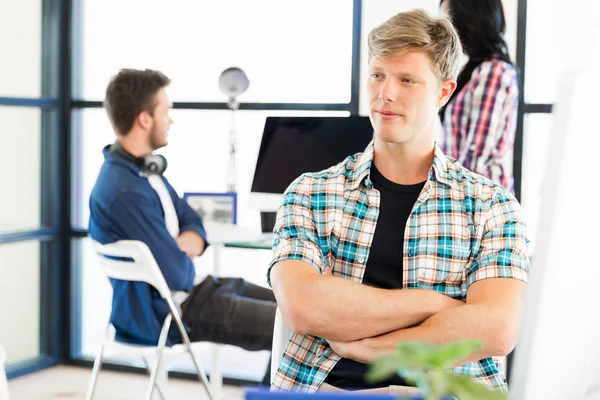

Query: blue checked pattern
[{"left": 267, "top": 141, "right": 529, "bottom": 392}]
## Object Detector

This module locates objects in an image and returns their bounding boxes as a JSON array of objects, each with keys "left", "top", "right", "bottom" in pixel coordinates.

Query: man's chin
[
  {"left": 151, "top": 140, "right": 168, "bottom": 151},
  {"left": 375, "top": 129, "right": 411, "bottom": 144}
]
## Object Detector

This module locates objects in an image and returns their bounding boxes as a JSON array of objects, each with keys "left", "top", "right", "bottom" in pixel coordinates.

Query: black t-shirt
[{"left": 324, "top": 165, "right": 426, "bottom": 389}]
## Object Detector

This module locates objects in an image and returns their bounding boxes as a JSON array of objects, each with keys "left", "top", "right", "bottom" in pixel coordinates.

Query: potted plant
[{"left": 366, "top": 339, "right": 507, "bottom": 400}]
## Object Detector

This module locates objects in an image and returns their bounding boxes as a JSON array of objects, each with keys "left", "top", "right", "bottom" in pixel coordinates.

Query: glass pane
[
  {"left": 79, "top": 0, "right": 353, "bottom": 103},
  {"left": 0, "top": 107, "right": 41, "bottom": 233},
  {"left": 72, "top": 109, "right": 349, "bottom": 229},
  {"left": 524, "top": 0, "right": 557, "bottom": 103},
  {"left": 74, "top": 237, "right": 274, "bottom": 381},
  {"left": 0, "top": 241, "right": 40, "bottom": 364},
  {"left": 520, "top": 113, "right": 554, "bottom": 254},
  {"left": 0, "top": 0, "right": 42, "bottom": 98},
  {"left": 502, "top": 0, "right": 518, "bottom": 62}
]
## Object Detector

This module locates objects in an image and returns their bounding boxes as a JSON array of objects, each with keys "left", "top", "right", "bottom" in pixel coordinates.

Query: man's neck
[
  {"left": 372, "top": 139, "right": 435, "bottom": 185},
  {"left": 116, "top": 133, "right": 152, "bottom": 158}
]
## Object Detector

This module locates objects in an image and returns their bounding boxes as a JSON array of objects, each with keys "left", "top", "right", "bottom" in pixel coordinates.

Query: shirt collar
[
  {"left": 347, "top": 141, "right": 454, "bottom": 191},
  {"left": 102, "top": 144, "right": 144, "bottom": 175}
]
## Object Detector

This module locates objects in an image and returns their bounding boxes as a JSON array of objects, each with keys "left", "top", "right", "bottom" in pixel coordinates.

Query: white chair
[
  {"left": 1, "top": 344, "right": 10, "bottom": 400},
  {"left": 86, "top": 240, "right": 215, "bottom": 400},
  {"left": 270, "top": 307, "right": 292, "bottom": 384}
]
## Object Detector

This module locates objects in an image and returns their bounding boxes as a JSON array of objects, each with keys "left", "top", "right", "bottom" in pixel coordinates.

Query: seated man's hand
[{"left": 176, "top": 231, "right": 206, "bottom": 258}]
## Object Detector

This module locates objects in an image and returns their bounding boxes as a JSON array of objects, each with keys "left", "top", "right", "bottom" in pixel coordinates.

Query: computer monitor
[
  {"left": 250, "top": 116, "right": 374, "bottom": 214},
  {"left": 509, "top": 69, "right": 600, "bottom": 400}
]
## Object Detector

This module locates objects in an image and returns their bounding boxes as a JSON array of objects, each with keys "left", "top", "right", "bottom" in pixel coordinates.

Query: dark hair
[
  {"left": 104, "top": 69, "right": 171, "bottom": 135},
  {"left": 440, "top": 0, "right": 514, "bottom": 119}
]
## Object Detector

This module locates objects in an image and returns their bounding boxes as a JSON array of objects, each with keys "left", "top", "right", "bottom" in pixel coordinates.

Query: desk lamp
[{"left": 219, "top": 67, "right": 249, "bottom": 193}]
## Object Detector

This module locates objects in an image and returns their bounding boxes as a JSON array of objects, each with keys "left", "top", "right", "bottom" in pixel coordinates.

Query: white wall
[{"left": 0, "top": 0, "right": 43, "bottom": 364}]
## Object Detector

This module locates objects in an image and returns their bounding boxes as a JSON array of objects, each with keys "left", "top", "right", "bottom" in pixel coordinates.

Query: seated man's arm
[
  {"left": 166, "top": 179, "right": 208, "bottom": 257},
  {"left": 330, "top": 192, "right": 530, "bottom": 363},
  {"left": 268, "top": 176, "right": 462, "bottom": 342},
  {"left": 109, "top": 189, "right": 197, "bottom": 291}
]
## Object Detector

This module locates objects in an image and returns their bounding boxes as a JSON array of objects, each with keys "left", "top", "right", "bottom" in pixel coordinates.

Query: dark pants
[{"left": 181, "top": 276, "right": 277, "bottom": 384}]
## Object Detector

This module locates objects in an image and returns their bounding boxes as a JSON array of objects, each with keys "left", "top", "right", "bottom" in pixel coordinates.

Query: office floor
[{"left": 8, "top": 365, "right": 247, "bottom": 400}]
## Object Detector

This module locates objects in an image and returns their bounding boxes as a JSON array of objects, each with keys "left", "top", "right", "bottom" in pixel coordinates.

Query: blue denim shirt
[{"left": 89, "top": 145, "right": 208, "bottom": 345}]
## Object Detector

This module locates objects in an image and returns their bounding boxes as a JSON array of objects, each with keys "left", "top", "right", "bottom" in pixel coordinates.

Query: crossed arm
[
  {"left": 270, "top": 260, "right": 526, "bottom": 362},
  {"left": 270, "top": 260, "right": 463, "bottom": 342},
  {"left": 327, "top": 278, "right": 526, "bottom": 364}
]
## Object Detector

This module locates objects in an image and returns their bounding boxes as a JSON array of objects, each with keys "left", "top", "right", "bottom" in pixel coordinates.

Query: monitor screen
[{"left": 250, "top": 116, "right": 374, "bottom": 196}]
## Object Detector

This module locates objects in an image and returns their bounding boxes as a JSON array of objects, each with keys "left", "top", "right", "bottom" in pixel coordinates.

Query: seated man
[
  {"left": 89, "top": 68, "right": 276, "bottom": 382},
  {"left": 268, "top": 9, "right": 529, "bottom": 393}
]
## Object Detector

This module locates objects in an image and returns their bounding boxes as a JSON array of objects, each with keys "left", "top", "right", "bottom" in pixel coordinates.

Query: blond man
[{"left": 268, "top": 9, "right": 529, "bottom": 393}]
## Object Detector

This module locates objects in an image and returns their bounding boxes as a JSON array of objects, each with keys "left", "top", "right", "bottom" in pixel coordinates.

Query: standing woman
[{"left": 439, "top": 0, "right": 519, "bottom": 192}]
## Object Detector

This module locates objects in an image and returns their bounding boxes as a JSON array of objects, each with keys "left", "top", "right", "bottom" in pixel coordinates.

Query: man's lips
[{"left": 376, "top": 110, "right": 402, "bottom": 118}]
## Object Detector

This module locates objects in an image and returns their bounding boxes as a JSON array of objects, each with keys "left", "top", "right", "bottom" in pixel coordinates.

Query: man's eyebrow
[{"left": 396, "top": 72, "right": 425, "bottom": 81}]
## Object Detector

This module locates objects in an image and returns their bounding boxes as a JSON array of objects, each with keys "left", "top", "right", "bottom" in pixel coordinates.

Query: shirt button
[{"left": 357, "top": 257, "right": 365, "bottom": 263}]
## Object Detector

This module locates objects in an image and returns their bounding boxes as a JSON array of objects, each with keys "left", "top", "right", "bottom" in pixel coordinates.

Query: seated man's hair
[
  {"left": 368, "top": 9, "right": 462, "bottom": 82},
  {"left": 104, "top": 68, "right": 171, "bottom": 135}
]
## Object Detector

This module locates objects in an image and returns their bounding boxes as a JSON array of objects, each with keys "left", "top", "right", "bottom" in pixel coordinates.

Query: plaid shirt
[
  {"left": 267, "top": 141, "right": 529, "bottom": 392},
  {"left": 441, "top": 60, "right": 519, "bottom": 192}
]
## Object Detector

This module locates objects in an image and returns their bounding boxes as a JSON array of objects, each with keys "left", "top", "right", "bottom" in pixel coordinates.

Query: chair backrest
[
  {"left": 91, "top": 240, "right": 172, "bottom": 299},
  {"left": 0, "top": 344, "right": 10, "bottom": 400},
  {"left": 270, "top": 307, "right": 293, "bottom": 384}
]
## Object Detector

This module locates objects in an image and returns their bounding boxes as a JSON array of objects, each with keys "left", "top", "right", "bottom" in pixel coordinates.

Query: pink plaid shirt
[{"left": 441, "top": 60, "right": 519, "bottom": 192}]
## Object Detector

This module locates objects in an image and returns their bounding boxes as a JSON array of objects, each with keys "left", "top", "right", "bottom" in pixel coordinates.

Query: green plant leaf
[
  {"left": 446, "top": 373, "right": 508, "bottom": 400},
  {"left": 422, "top": 339, "right": 484, "bottom": 369},
  {"left": 365, "top": 354, "right": 414, "bottom": 383},
  {"left": 393, "top": 341, "right": 443, "bottom": 365},
  {"left": 397, "top": 368, "right": 430, "bottom": 395}
]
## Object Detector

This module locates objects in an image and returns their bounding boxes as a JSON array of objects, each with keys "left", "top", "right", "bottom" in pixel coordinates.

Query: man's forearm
[
  {"left": 343, "top": 303, "right": 514, "bottom": 364},
  {"left": 280, "top": 273, "right": 462, "bottom": 341}
]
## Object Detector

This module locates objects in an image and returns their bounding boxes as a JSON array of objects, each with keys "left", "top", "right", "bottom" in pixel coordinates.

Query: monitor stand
[{"left": 260, "top": 212, "right": 277, "bottom": 233}]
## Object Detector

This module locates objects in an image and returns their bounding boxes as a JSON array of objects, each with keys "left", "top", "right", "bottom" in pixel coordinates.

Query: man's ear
[
  {"left": 137, "top": 111, "right": 153, "bottom": 130},
  {"left": 437, "top": 79, "right": 457, "bottom": 108}
]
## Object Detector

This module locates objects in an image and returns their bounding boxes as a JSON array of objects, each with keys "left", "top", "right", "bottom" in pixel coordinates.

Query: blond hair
[{"left": 368, "top": 9, "right": 462, "bottom": 82}]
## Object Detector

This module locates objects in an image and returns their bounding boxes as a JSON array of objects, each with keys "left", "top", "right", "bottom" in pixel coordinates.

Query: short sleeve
[
  {"left": 467, "top": 189, "right": 530, "bottom": 287},
  {"left": 267, "top": 175, "right": 324, "bottom": 287}
]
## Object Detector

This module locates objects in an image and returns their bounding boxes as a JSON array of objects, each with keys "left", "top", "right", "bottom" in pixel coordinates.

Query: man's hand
[
  {"left": 327, "top": 338, "right": 354, "bottom": 358},
  {"left": 175, "top": 231, "right": 206, "bottom": 258},
  {"left": 327, "top": 338, "right": 385, "bottom": 364}
]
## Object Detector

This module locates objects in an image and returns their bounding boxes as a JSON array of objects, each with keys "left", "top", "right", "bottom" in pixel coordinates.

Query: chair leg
[
  {"left": 165, "top": 297, "right": 215, "bottom": 400},
  {"left": 85, "top": 342, "right": 105, "bottom": 400},
  {"left": 143, "top": 357, "right": 166, "bottom": 400},
  {"left": 211, "top": 345, "right": 223, "bottom": 399},
  {"left": 168, "top": 310, "right": 214, "bottom": 399},
  {"left": 145, "top": 314, "right": 172, "bottom": 400}
]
